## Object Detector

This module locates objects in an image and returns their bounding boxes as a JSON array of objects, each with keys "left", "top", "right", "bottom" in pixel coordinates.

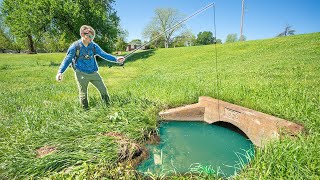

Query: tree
[
  {"left": 239, "top": 35, "right": 247, "bottom": 41},
  {"left": 51, "top": 0, "right": 120, "bottom": 52},
  {"left": 115, "top": 38, "right": 127, "bottom": 52},
  {"left": 0, "top": 29, "right": 10, "bottom": 52},
  {"left": 143, "top": 8, "right": 184, "bottom": 48},
  {"left": 277, "top": 24, "right": 295, "bottom": 37},
  {"left": 172, "top": 30, "right": 196, "bottom": 47},
  {"left": 37, "top": 32, "right": 69, "bottom": 53},
  {"left": 225, "top": 33, "right": 238, "bottom": 43},
  {"left": 130, "top": 39, "right": 142, "bottom": 44},
  {"left": 0, "top": 0, "right": 120, "bottom": 53},
  {"left": 1, "top": 0, "right": 52, "bottom": 53},
  {"left": 215, "top": 39, "right": 222, "bottom": 44},
  {"left": 196, "top": 31, "right": 215, "bottom": 45},
  {"left": 145, "top": 31, "right": 165, "bottom": 49},
  {"left": 0, "top": 10, "right": 11, "bottom": 52},
  {"left": 115, "top": 29, "right": 128, "bottom": 52}
]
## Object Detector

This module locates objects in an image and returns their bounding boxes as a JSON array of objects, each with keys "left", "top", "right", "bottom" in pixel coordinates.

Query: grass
[{"left": 0, "top": 32, "right": 319, "bottom": 179}]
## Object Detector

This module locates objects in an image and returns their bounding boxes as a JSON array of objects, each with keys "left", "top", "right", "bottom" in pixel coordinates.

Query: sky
[{"left": 113, "top": 0, "right": 320, "bottom": 43}]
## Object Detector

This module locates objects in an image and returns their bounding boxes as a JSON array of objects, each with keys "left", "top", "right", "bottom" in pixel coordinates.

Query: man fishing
[{"left": 56, "top": 25, "right": 125, "bottom": 109}]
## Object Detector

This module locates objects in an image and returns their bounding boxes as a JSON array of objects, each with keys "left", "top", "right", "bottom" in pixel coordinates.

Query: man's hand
[
  {"left": 117, "top": 56, "right": 125, "bottom": 64},
  {"left": 56, "top": 73, "right": 63, "bottom": 82}
]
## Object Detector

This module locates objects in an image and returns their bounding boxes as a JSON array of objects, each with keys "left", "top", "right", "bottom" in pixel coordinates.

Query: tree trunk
[
  {"left": 27, "top": 34, "right": 37, "bottom": 54},
  {"left": 164, "top": 41, "right": 168, "bottom": 48}
]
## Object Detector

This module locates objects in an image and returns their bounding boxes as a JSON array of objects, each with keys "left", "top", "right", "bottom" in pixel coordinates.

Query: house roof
[{"left": 128, "top": 41, "right": 142, "bottom": 46}]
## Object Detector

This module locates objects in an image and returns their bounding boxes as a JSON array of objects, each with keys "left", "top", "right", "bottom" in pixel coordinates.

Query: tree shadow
[{"left": 97, "top": 49, "right": 155, "bottom": 68}]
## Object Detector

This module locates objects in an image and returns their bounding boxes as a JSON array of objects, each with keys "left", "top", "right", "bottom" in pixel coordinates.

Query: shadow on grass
[{"left": 97, "top": 49, "right": 155, "bottom": 68}]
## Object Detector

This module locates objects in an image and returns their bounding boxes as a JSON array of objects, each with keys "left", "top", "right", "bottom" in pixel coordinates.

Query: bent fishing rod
[{"left": 116, "top": 2, "right": 214, "bottom": 67}]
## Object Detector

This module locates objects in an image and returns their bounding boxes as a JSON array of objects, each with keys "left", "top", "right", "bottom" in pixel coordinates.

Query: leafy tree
[
  {"left": 215, "top": 39, "right": 222, "bottom": 44},
  {"left": 0, "top": 1, "right": 31, "bottom": 52},
  {"left": 115, "top": 38, "right": 127, "bottom": 52},
  {"left": 0, "top": 0, "right": 120, "bottom": 53},
  {"left": 143, "top": 8, "right": 184, "bottom": 48},
  {"left": 145, "top": 31, "right": 165, "bottom": 49},
  {"left": 172, "top": 30, "right": 196, "bottom": 47},
  {"left": 11, "top": 35, "right": 27, "bottom": 53},
  {"left": 130, "top": 39, "right": 142, "bottom": 44},
  {"left": 196, "top": 31, "right": 215, "bottom": 45},
  {"left": 1, "top": 1, "right": 52, "bottom": 53},
  {"left": 225, "top": 33, "right": 238, "bottom": 43},
  {"left": 277, "top": 24, "right": 295, "bottom": 37},
  {"left": 172, "top": 35, "right": 184, "bottom": 47},
  {"left": 0, "top": 11, "right": 11, "bottom": 52},
  {"left": 36, "top": 32, "right": 69, "bottom": 53},
  {"left": 115, "top": 29, "right": 128, "bottom": 52},
  {"left": 50, "top": 0, "right": 120, "bottom": 52},
  {"left": 239, "top": 35, "right": 247, "bottom": 41},
  {"left": 0, "top": 29, "right": 10, "bottom": 52}
]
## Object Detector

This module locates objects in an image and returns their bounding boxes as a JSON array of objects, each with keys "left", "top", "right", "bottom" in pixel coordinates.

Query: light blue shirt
[{"left": 58, "top": 40, "right": 118, "bottom": 74}]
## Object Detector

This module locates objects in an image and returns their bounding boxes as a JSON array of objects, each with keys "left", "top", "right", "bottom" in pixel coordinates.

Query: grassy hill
[{"left": 0, "top": 32, "right": 319, "bottom": 179}]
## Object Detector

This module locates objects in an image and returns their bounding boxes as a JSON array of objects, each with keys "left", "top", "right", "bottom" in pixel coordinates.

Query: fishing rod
[{"left": 117, "top": 2, "right": 215, "bottom": 67}]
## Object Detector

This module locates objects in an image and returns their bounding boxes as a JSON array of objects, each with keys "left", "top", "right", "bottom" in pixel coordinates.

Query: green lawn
[{"left": 0, "top": 33, "right": 319, "bottom": 179}]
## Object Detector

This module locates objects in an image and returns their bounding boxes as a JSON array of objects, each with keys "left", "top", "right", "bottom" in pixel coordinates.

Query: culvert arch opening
[{"left": 212, "top": 121, "right": 250, "bottom": 140}]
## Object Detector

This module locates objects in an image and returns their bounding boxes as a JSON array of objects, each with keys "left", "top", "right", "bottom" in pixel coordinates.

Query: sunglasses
[{"left": 84, "top": 33, "right": 94, "bottom": 39}]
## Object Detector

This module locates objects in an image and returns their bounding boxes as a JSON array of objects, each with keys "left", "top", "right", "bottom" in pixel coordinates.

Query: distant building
[{"left": 126, "top": 41, "right": 145, "bottom": 51}]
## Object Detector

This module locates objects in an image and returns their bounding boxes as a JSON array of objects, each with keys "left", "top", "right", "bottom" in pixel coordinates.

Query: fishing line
[
  {"left": 213, "top": 4, "right": 221, "bottom": 121},
  {"left": 120, "top": 2, "right": 221, "bottom": 122}
]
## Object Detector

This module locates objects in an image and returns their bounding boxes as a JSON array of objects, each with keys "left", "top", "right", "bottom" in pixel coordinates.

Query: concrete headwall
[{"left": 159, "top": 96, "right": 304, "bottom": 147}]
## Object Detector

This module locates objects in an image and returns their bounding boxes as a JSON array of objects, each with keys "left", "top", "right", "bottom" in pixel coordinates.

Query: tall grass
[{"left": 0, "top": 33, "right": 319, "bottom": 179}]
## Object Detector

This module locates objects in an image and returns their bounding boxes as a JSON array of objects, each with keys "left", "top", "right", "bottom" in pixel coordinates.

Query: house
[{"left": 126, "top": 41, "right": 145, "bottom": 51}]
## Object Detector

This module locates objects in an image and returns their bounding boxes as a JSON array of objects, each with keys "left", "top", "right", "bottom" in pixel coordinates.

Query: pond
[{"left": 137, "top": 121, "right": 254, "bottom": 177}]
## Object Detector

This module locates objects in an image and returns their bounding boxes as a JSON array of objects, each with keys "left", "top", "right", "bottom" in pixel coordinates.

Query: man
[{"left": 56, "top": 25, "right": 125, "bottom": 109}]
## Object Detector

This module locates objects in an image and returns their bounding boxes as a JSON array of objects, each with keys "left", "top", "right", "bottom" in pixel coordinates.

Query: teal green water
[{"left": 137, "top": 121, "right": 254, "bottom": 177}]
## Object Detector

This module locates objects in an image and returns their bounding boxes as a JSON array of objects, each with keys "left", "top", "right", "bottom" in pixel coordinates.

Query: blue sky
[{"left": 114, "top": 0, "right": 320, "bottom": 43}]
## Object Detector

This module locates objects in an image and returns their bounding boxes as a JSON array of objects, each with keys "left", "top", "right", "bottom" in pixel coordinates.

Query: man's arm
[
  {"left": 56, "top": 44, "right": 76, "bottom": 81},
  {"left": 94, "top": 44, "right": 124, "bottom": 63}
]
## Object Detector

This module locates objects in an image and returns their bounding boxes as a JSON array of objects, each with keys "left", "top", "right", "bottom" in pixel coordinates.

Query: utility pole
[{"left": 240, "top": 0, "right": 245, "bottom": 41}]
